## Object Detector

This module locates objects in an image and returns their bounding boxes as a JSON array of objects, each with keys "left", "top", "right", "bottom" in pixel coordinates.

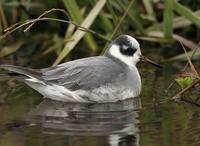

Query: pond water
[{"left": 0, "top": 45, "right": 200, "bottom": 146}]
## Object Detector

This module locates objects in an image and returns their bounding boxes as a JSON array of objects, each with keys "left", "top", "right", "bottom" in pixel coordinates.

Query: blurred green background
[{"left": 0, "top": 0, "right": 200, "bottom": 66}]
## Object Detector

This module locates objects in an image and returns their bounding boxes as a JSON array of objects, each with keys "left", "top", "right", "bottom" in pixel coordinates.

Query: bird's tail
[{"left": 0, "top": 63, "right": 42, "bottom": 80}]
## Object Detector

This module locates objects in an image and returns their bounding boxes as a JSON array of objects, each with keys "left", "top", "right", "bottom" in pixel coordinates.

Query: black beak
[{"left": 140, "top": 55, "right": 162, "bottom": 68}]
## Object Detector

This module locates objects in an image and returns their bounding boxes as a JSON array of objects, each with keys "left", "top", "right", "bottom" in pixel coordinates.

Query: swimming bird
[{"left": 0, "top": 35, "right": 161, "bottom": 103}]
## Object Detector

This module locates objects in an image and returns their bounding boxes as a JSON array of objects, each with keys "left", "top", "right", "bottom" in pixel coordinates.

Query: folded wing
[{"left": 42, "top": 56, "right": 124, "bottom": 91}]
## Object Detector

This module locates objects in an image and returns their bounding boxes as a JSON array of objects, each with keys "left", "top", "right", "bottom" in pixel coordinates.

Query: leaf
[
  {"left": 0, "top": 41, "right": 24, "bottom": 57},
  {"left": 173, "top": 34, "right": 197, "bottom": 50},
  {"left": 147, "top": 31, "right": 197, "bottom": 50},
  {"left": 173, "top": 1, "right": 200, "bottom": 29},
  {"left": 100, "top": 0, "right": 138, "bottom": 55},
  {"left": 2, "top": 1, "right": 43, "bottom": 8},
  {"left": 116, "top": 0, "right": 146, "bottom": 35},
  {"left": 172, "top": 79, "right": 200, "bottom": 99},
  {"left": 106, "top": 0, "right": 122, "bottom": 35},
  {"left": 165, "top": 47, "right": 200, "bottom": 62},
  {"left": 176, "top": 77, "right": 196, "bottom": 90},
  {"left": 43, "top": 38, "right": 64, "bottom": 55},
  {"left": 180, "top": 42, "right": 199, "bottom": 77},
  {"left": 53, "top": 0, "right": 106, "bottom": 66},
  {"left": 173, "top": 10, "right": 200, "bottom": 29},
  {"left": 137, "top": 36, "right": 174, "bottom": 43},
  {"left": 142, "top": 0, "right": 156, "bottom": 20},
  {"left": 164, "top": 0, "right": 173, "bottom": 38},
  {"left": 63, "top": 0, "right": 97, "bottom": 51}
]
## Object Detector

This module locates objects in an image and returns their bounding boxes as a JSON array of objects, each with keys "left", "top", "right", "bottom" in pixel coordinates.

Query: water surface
[{"left": 1, "top": 47, "right": 200, "bottom": 146}]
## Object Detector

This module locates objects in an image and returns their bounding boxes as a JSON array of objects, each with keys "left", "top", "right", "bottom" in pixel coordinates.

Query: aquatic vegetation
[
  {"left": 176, "top": 77, "right": 196, "bottom": 90},
  {"left": 0, "top": 0, "right": 199, "bottom": 65}
]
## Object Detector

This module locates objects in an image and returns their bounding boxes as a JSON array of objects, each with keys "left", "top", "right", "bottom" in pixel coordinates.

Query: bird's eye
[{"left": 120, "top": 47, "right": 136, "bottom": 56}]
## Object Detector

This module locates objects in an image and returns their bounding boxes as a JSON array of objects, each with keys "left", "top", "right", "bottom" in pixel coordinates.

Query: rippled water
[{"left": 1, "top": 49, "right": 200, "bottom": 146}]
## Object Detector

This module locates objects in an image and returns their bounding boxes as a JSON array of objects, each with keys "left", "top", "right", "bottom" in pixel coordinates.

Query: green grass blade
[
  {"left": 100, "top": 0, "right": 136, "bottom": 55},
  {"left": 0, "top": 10, "right": 2, "bottom": 36},
  {"left": 137, "top": 36, "right": 174, "bottom": 43},
  {"left": 106, "top": 0, "right": 122, "bottom": 35},
  {"left": 63, "top": 0, "right": 97, "bottom": 51},
  {"left": 142, "top": 0, "right": 156, "bottom": 21},
  {"left": 26, "top": 0, "right": 31, "bottom": 10},
  {"left": 116, "top": 0, "right": 146, "bottom": 35},
  {"left": 173, "top": 1, "right": 200, "bottom": 29},
  {"left": 146, "top": 10, "right": 200, "bottom": 32},
  {"left": 43, "top": 38, "right": 63, "bottom": 55},
  {"left": 165, "top": 47, "right": 200, "bottom": 62},
  {"left": 173, "top": 10, "right": 200, "bottom": 29},
  {"left": 98, "top": 11, "right": 113, "bottom": 32},
  {"left": 53, "top": 0, "right": 106, "bottom": 66},
  {"left": 0, "top": 41, "right": 24, "bottom": 57},
  {"left": 63, "top": 0, "right": 82, "bottom": 24},
  {"left": 163, "top": 0, "right": 173, "bottom": 39}
]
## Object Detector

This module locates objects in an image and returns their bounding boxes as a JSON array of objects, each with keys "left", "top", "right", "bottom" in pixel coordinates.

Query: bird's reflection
[{"left": 25, "top": 97, "right": 141, "bottom": 145}]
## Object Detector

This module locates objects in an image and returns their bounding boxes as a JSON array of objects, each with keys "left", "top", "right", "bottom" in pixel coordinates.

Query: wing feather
[{"left": 42, "top": 56, "right": 124, "bottom": 91}]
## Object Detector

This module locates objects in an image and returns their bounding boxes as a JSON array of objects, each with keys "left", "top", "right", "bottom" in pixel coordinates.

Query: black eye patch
[{"left": 120, "top": 47, "right": 137, "bottom": 56}]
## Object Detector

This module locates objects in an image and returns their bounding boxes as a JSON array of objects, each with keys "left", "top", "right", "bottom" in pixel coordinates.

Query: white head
[{"left": 104, "top": 35, "right": 142, "bottom": 67}]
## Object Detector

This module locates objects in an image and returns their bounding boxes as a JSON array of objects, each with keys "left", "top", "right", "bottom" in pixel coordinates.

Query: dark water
[{"left": 1, "top": 51, "right": 200, "bottom": 146}]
